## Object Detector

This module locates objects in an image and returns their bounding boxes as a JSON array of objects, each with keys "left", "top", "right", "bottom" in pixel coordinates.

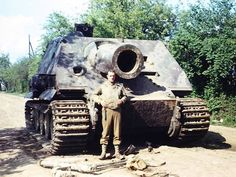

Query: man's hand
[
  {"left": 101, "top": 101, "right": 107, "bottom": 107},
  {"left": 117, "top": 99, "right": 123, "bottom": 105}
]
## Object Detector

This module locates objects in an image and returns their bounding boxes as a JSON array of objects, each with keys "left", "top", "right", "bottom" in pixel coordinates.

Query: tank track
[
  {"left": 25, "top": 100, "right": 43, "bottom": 130},
  {"left": 50, "top": 100, "right": 91, "bottom": 154},
  {"left": 178, "top": 98, "right": 210, "bottom": 141},
  {"left": 25, "top": 100, "right": 35, "bottom": 130}
]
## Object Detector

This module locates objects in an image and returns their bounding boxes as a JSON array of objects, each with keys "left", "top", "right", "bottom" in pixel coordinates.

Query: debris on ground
[
  {"left": 126, "top": 155, "right": 170, "bottom": 177},
  {"left": 124, "top": 144, "right": 138, "bottom": 155},
  {"left": 145, "top": 141, "right": 153, "bottom": 152},
  {"left": 39, "top": 156, "right": 126, "bottom": 174},
  {"left": 126, "top": 156, "right": 147, "bottom": 170},
  {"left": 39, "top": 154, "right": 170, "bottom": 177}
]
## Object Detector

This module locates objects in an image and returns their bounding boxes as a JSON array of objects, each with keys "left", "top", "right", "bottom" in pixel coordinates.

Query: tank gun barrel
[{"left": 90, "top": 43, "right": 144, "bottom": 79}]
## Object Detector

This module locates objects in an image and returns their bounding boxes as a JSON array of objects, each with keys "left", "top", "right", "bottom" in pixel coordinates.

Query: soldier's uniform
[{"left": 93, "top": 81, "right": 127, "bottom": 146}]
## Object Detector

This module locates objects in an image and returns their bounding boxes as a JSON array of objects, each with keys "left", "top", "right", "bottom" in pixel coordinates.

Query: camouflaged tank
[{"left": 25, "top": 24, "right": 210, "bottom": 154}]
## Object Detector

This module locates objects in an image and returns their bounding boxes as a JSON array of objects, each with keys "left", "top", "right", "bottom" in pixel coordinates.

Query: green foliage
[
  {"left": 208, "top": 95, "right": 236, "bottom": 127},
  {"left": 40, "top": 12, "right": 74, "bottom": 52},
  {"left": 3, "top": 57, "right": 30, "bottom": 93},
  {"left": 1, "top": 12, "right": 75, "bottom": 93},
  {"left": 1, "top": 55, "right": 40, "bottom": 93},
  {"left": 28, "top": 55, "right": 41, "bottom": 79},
  {"left": 0, "top": 53, "right": 11, "bottom": 69},
  {"left": 0, "top": 53, "right": 11, "bottom": 77},
  {"left": 83, "top": 0, "right": 176, "bottom": 40},
  {"left": 169, "top": 0, "right": 236, "bottom": 98}
]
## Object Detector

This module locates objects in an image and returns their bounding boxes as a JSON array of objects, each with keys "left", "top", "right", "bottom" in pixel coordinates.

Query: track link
[
  {"left": 25, "top": 100, "right": 39, "bottom": 130},
  {"left": 178, "top": 98, "right": 210, "bottom": 141},
  {"left": 50, "top": 100, "right": 91, "bottom": 154}
]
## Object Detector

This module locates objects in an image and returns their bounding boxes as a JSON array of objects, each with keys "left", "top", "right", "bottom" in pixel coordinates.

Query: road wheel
[
  {"left": 44, "top": 113, "right": 50, "bottom": 139},
  {"left": 39, "top": 112, "right": 45, "bottom": 135},
  {"left": 25, "top": 104, "right": 34, "bottom": 130},
  {"left": 33, "top": 109, "right": 40, "bottom": 132},
  {"left": 50, "top": 115, "right": 54, "bottom": 140}
]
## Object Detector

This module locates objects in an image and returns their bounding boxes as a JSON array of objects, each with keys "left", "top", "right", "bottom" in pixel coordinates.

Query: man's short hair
[{"left": 107, "top": 70, "right": 116, "bottom": 75}]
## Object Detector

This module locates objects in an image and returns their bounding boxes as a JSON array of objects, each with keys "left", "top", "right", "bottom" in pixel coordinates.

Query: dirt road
[{"left": 0, "top": 92, "right": 236, "bottom": 177}]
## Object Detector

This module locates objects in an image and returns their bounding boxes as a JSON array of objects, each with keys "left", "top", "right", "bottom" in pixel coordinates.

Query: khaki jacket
[{"left": 93, "top": 81, "right": 127, "bottom": 110}]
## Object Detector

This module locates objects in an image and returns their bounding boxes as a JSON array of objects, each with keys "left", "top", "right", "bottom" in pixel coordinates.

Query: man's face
[{"left": 107, "top": 71, "right": 116, "bottom": 83}]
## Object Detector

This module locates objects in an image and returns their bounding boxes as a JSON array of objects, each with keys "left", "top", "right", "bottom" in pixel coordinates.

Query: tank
[{"left": 25, "top": 24, "right": 210, "bottom": 154}]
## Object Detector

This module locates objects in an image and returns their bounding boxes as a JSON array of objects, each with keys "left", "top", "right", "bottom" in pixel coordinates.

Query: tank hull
[
  {"left": 122, "top": 100, "right": 175, "bottom": 129},
  {"left": 25, "top": 97, "right": 210, "bottom": 154},
  {"left": 122, "top": 98, "right": 210, "bottom": 139}
]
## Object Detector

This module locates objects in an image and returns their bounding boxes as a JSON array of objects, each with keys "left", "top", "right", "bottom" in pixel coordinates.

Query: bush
[{"left": 208, "top": 95, "right": 236, "bottom": 127}]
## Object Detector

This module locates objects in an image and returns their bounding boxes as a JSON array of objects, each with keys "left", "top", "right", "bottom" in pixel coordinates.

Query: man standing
[{"left": 93, "top": 70, "right": 127, "bottom": 160}]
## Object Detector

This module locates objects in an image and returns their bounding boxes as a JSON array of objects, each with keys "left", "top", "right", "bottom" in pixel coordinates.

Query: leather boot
[
  {"left": 99, "top": 144, "right": 107, "bottom": 160},
  {"left": 114, "top": 145, "right": 125, "bottom": 160}
]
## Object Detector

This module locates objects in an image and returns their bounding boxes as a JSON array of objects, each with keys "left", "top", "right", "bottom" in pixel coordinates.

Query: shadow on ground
[
  {"left": 0, "top": 127, "right": 232, "bottom": 176},
  {"left": 0, "top": 128, "right": 49, "bottom": 176},
  {"left": 187, "top": 131, "right": 232, "bottom": 150},
  {"left": 113, "top": 130, "right": 232, "bottom": 154}
]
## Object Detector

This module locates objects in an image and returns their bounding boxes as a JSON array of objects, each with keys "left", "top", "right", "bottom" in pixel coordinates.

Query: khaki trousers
[{"left": 100, "top": 108, "right": 121, "bottom": 145}]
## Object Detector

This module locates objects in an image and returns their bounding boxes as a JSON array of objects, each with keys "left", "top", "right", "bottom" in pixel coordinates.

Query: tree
[
  {"left": 28, "top": 55, "right": 41, "bottom": 79},
  {"left": 169, "top": 0, "right": 236, "bottom": 97},
  {"left": 33, "top": 12, "right": 75, "bottom": 80},
  {"left": 0, "top": 53, "right": 10, "bottom": 69},
  {"left": 0, "top": 53, "right": 11, "bottom": 90},
  {"left": 40, "top": 12, "right": 74, "bottom": 52},
  {"left": 83, "top": 0, "right": 176, "bottom": 40},
  {"left": 3, "top": 57, "right": 31, "bottom": 93}
]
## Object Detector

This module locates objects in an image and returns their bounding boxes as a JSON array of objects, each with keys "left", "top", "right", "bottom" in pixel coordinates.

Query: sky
[
  {"left": 0, "top": 0, "right": 199, "bottom": 63},
  {"left": 0, "top": 0, "right": 89, "bottom": 63}
]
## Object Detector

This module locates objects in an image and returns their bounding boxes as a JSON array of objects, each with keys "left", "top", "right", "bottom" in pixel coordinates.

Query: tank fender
[
  {"left": 39, "top": 88, "right": 57, "bottom": 101},
  {"left": 87, "top": 100, "right": 99, "bottom": 129},
  {"left": 168, "top": 100, "right": 181, "bottom": 137}
]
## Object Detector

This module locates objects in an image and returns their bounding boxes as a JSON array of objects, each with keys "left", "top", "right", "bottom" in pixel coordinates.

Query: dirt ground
[{"left": 0, "top": 92, "right": 236, "bottom": 177}]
